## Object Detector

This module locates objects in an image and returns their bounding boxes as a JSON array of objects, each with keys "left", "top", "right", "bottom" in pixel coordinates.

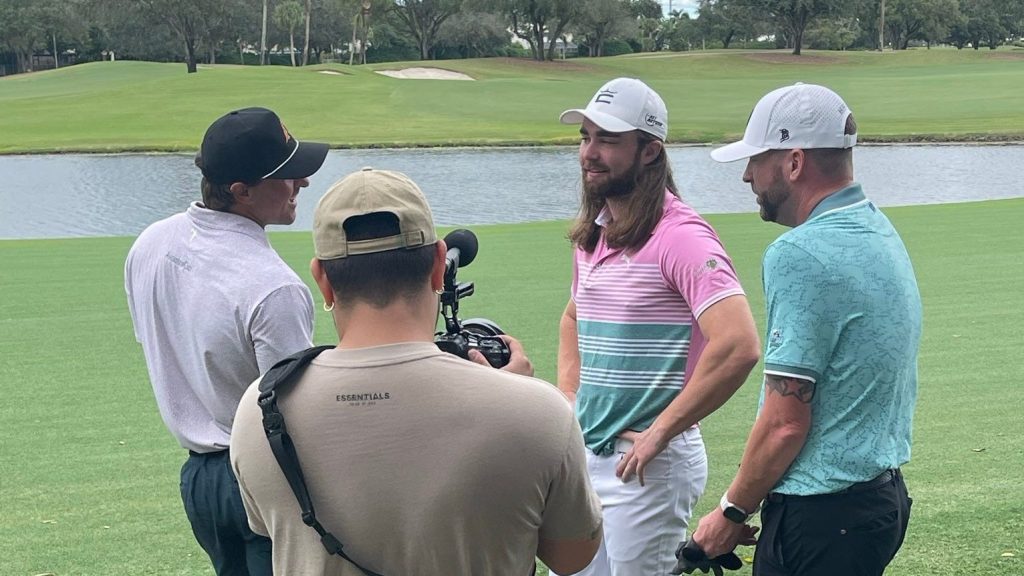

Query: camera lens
[{"left": 460, "top": 318, "right": 504, "bottom": 337}]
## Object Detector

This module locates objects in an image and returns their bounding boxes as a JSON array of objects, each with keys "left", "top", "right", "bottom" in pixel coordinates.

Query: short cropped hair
[{"left": 321, "top": 212, "right": 436, "bottom": 309}]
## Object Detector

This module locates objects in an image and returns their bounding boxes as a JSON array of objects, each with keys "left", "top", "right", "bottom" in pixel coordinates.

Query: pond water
[{"left": 2, "top": 145, "right": 1021, "bottom": 239}]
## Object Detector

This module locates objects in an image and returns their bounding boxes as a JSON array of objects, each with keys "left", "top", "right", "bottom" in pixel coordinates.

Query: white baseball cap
[
  {"left": 710, "top": 83, "right": 857, "bottom": 163},
  {"left": 560, "top": 77, "right": 668, "bottom": 141}
]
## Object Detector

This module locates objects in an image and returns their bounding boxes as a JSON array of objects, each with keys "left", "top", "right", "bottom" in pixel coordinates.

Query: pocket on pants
[
  {"left": 179, "top": 457, "right": 199, "bottom": 523},
  {"left": 846, "top": 508, "right": 899, "bottom": 535},
  {"left": 671, "top": 430, "right": 708, "bottom": 491},
  {"left": 835, "top": 507, "right": 903, "bottom": 573},
  {"left": 781, "top": 493, "right": 905, "bottom": 575},
  {"left": 614, "top": 437, "right": 672, "bottom": 482},
  {"left": 684, "top": 445, "right": 707, "bottom": 471}
]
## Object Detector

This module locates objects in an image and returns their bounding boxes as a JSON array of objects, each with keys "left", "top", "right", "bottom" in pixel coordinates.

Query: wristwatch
[{"left": 719, "top": 493, "right": 754, "bottom": 524}]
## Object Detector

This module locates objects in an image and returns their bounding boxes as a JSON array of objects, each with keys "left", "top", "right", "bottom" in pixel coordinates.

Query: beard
[
  {"left": 582, "top": 156, "right": 642, "bottom": 202},
  {"left": 756, "top": 166, "right": 791, "bottom": 223}
]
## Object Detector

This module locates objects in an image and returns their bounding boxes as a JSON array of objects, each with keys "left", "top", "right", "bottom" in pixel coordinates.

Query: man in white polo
[{"left": 125, "top": 107, "right": 329, "bottom": 576}]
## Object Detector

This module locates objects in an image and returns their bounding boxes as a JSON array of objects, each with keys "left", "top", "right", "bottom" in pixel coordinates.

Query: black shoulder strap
[{"left": 257, "top": 345, "right": 384, "bottom": 576}]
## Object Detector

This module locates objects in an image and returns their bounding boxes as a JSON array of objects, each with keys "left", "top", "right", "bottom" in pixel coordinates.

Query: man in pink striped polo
[{"left": 555, "top": 78, "right": 761, "bottom": 576}]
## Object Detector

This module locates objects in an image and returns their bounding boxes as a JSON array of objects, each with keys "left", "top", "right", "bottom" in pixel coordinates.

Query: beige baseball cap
[{"left": 313, "top": 167, "right": 437, "bottom": 260}]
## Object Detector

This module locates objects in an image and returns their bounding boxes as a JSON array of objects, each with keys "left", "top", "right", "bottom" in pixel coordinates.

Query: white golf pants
[{"left": 555, "top": 427, "right": 708, "bottom": 576}]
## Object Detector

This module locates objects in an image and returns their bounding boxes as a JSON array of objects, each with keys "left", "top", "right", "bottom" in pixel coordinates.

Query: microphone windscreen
[{"left": 444, "top": 229, "right": 478, "bottom": 267}]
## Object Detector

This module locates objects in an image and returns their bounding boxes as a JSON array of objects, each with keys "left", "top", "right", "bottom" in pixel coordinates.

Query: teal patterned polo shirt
[{"left": 762, "top": 184, "right": 922, "bottom": 495}]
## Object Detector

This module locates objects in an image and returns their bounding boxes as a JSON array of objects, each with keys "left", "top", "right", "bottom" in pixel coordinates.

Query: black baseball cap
[{"left": 198, "top": 107, "right": 329, "bottom": 185}]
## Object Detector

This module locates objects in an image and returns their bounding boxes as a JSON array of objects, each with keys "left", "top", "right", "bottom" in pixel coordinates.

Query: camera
[{"left": 433, "top": 229, "right": 511, "bottom": 368}]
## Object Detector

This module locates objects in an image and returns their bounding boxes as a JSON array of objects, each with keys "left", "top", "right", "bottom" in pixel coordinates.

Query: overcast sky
[{"left": 659, "top": 0, "right": 699, "bottom": 16}]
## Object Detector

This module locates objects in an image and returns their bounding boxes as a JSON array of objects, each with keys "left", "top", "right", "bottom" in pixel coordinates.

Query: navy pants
[
  {"left": 754, "top": 469, "right": 912, "bottom": 576},
  {"left": 180, "top": 450, "right": 272, "bottom": 576}
]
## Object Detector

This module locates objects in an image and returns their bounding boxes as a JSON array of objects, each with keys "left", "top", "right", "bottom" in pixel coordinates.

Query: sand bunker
[
  {"left": 375, "top": 67, "right": 474, "bottom": 81},
  {"left": 318, "top": 70, "right": 345, "bottom": 75}
]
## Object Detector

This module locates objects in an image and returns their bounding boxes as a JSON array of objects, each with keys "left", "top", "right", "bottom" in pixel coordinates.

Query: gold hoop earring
[
  {"left": 434, "top": 288, "right": 443, "bottom": 295},
  {"left": 323, "top": 301, "right": 335, "bottom": 312}
]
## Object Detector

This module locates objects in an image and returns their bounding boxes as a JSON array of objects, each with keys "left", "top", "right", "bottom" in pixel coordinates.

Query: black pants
[
  {"left": 754, "top": 469, "right": 912, "bottom": 576},
  {"left": 181, "top": 450, "right": 272, "bottom": 576}
]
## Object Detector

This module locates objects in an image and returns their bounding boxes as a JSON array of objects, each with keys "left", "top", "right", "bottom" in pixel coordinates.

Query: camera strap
[{"left": 257, "top": 345, "right": 385, "bottom": 576}]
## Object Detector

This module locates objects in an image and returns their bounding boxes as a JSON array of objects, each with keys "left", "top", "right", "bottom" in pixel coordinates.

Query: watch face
[{"left": 723, "top": 505, "right": 747, "bottom": 524}]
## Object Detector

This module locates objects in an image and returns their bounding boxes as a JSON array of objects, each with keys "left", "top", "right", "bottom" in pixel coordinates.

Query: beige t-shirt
[{"left": 231, "top": 342, "right": 602, "bottom": 576}]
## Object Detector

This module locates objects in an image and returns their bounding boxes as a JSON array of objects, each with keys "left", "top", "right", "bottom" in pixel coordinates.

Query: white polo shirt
[{"left": 125, "top": 202, "right": 313, "bottom": 453}]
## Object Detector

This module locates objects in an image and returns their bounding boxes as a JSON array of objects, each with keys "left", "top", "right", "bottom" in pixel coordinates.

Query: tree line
[
  {"left": 1, "top": 0, "right": 1022, "bottom": 76},
  {"left": 676, "top": 0, "right": 1024, "bottom": 55}
]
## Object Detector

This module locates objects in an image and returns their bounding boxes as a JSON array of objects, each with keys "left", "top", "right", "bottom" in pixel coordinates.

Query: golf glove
[{"left": 671, "top": 538, "right": 743, "bottom": 575}]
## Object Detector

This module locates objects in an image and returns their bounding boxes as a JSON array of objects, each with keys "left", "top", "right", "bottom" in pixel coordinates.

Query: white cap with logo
[
  {"left": 559, "top": 77, "right": 668, "bottom": 141},
  {"left": 710, "top": 83, "right": 857, "bottom": 163}
]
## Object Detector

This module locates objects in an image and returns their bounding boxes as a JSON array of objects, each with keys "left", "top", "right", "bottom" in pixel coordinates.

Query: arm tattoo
[{"left": 765, "top": 375, "right": 816, "bottom": 403}]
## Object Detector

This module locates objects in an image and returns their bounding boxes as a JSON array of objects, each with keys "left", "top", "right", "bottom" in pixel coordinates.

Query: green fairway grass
[
  {"left": 1, "top": 48, "right": 1023, "bottom": 154},
  {"left": 1, "top": 198, "right": 1021, "bottom": 575}
]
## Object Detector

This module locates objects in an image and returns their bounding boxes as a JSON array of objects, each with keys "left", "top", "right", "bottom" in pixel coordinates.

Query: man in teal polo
[{"left": 685, "top": 83, "right": 922, "bottom": 576}]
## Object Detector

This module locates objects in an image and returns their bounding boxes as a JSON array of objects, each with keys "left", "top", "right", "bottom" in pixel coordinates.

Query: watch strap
[{"left": 720, "top": 492, "right": 752, "bottom": 524}]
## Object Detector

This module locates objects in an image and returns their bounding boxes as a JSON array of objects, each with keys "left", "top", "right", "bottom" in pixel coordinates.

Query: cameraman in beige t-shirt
[{"left": 231, "top": 168, "right": 602, "bottom": 576}]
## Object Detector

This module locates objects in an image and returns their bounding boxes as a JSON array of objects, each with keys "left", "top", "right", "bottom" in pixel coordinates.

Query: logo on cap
[
  {"left": 779, "top": 128, "right": 790, "bottom": 143},
  {"left": 645, "top": 114, "right": 663, "bottom": 128},
  {"left": 595, "top": 89, "right": 617, "bottom": 105}
]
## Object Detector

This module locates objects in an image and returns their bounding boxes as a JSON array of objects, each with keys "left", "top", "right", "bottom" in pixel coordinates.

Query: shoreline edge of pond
[{"left": 4, "top": 136, "right": 1024, "bottom": 157}]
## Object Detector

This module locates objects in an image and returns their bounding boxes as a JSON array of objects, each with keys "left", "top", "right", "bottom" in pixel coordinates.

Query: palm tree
[
  {"left": 350, "top": 0, "right": 372, "bottom": 65},
  {"left": 260, "top": 0, "right": 269, "bottom": 64},
  {"left": 302, "top": 0, "right": 312, "bottom": 66},
  {"left": 274, "top": 1, "right": 305, "bottom": 66}
]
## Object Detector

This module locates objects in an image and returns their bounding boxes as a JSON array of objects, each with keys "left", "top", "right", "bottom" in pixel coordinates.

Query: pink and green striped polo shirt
[{"left": 571, "top": 191, "right": 745, "bottom": 455}]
